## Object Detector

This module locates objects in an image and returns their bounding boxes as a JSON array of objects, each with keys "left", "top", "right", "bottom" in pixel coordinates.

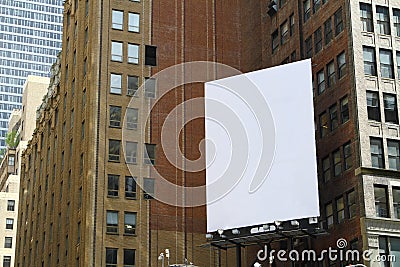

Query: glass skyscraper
[{"left": 0, "top": 0, "right": 63, "bottom": 148}]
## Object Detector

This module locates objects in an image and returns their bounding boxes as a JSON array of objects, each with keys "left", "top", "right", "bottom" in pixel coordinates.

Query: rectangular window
[
  {"left": 74, "top": 21, "right": 78, "bottom": 39},
  {"left": 383, "top": 94, "right": 398, "bottom": 123},
  {"left": 280, "top": 20, "right": 289, "bottom": 44},
  {"left": 322, "top": 156, "right": 331, "bottom": 182},
  {"left": 317, "top": 69, "right": 325, "bottom": 94},
  {"left": 324, "top": 18, "right": 333, "bottom": 45},
  {"left": 106, "top": 211, "right": 118, "bottom": 234},
  {"left": 106, "top": 248, "right": 117, "bottom": 267},
  {"left": 387, "top": 140, "right": 400, "bottom": 170},
  {"left": 305, "top": 36, "right": 312, "bottom": 58},
  {"left": 127, "top": 75, "right": 139, "bottom": 96},
  {"left": 376, "top": 6, "right": 390, "bottom": 35},
  {"left": 329, "top": 104, "right": 338, "bottom": 130},
  {"left": 374, "top": 185, "right": 389, "bottom": 217},
  {"left": 360, "top": 3, "right": 373, "bottom": 32},
  {"left": 145, "top": 78, "right": 156, "bottom": 98},
  {"left": 366, "top": 91, "right": 381, "bottom": 121},
  {"left": 145, "top": 45, "right": 157, "bottom": 66},
  {"left": 77, "top": 222, "right": 81, "bottom": 243},
  {"left": 379, "top": 237, "right": 389, "bottom": 266},
  {"left": 124, "top": 212, "right": 136, "bottom": 235},
  {"left": 125, "top": 176, "right": 137, "bottom": 199},
  {"left": 81, "top": 121, "right": 85, "bottom": 140},
  {"left": 397, "top": 52, "right": 400, "bottom": 79},
  {"left": 291, "top": 50, "right": 296, "bottom": 61},
  {"left": 313, "top": 0, "right": 321, "bottom": 13},
  {"left": 347, "top": 190, "right": 356, "bottom": 218},
  {"left": 4, "top": 237, "right": 12, "bottom": 248},
  {"left": 107, "top": 174, "right": 119, "bottom": 197},
  {"left": 82, "top": 89, "right": 86, "bottom": 108},
  {"left": 85, "top": 0, "right": 89, "bottom": 16},
  {"left": 343, "top": 142, "right": 352, "bottom": 170},
  {"left": 108, "top": 140, "right": 121, "bottom": 162},
  {"left": 5, "top": 218, "right": 13, "bottom": 229},
  {"left": 128, "top": 44, "right": 139, "bottom": 64},
  {"left": 380, "top": 49, "right": 394, "bottom": 78},
  {"left": 393, "top": 187, "right": 400, "bottom": 219},
  {"left": 128, "top": 13, "right": 139, "bottom": 32},
  {"left": 124, "top": 249, "right": 135, "bottom": 267},
  {"left": 337, "top": 52, "right": 346, "bottom": 79},
  {"left": 144, "top": 144, "right": 156, "bottom": 165},
  {"left": 110, "top": 74, "right": 122, "bottom": 94},
  {"left": 394, "top": 9, "right": 400, "bottom": 36},
  {"left": 319, "top": 112, "right": 328, "bottom": 137},
  {"left": 125, "top": 142, "right": 138, "bottom": 164},
  {"left": 79, "top": 187, "right": 82, "bottom": 208},
  {"left": 7, "top": 200, "right": 15, "bottom": 211},
  {"left": 389, "top": 237, "right": 400, "bottom": 263},
  {"left": 143, "top": 178, "right": 155, "bottom": 199},
  {"left": 8, "top": 155, "right": 14, "bottom": 166},
  {"left": 303, "top": 0, "right": 311, "bottom": 22},
  {"left": 314, "top": 27, "right": 322, "bottom": 53},
  {"left": 272, "top": 30, "right": 279, "bottom": 53},
  {"left": 363, "top": 46, "right": 377, "bottom": 76},
  {"left": 327, "top": 61, "right": 336, "bottom": 87},
  {"left": 109, "top": 106, "right": 122, "bottom": 127},
  {"left": 111, "top": 41, "right": 123, "bottom": 62},
  {"left": 85, "top": 28, "right": 88, "bottom": 44},
  {"left": 370, "top": 138, "right": 384, "bottom": 168},
  {"left": 325, "top": 202, "right": 333, "bottom": 227},
  {"left": 334, "top": 7, "right": 343, "bottom": 35},
  {"left": 3, "top": 256, "right": 10, "bottom": 267},
  {"left": 336, "top": 197, "right": 345, "bottom": 223},
  {"left": 333, "top": 149, "right": 342, "bottom": 176},
  {"left": 290, "top": 14, "right": 295, "bottom": 35},
  {"left": 112, "top": 10, "right": 123, "bottom": 30},
  {"left": 126, "top": 108, "right": 138, "bottom": 129}
]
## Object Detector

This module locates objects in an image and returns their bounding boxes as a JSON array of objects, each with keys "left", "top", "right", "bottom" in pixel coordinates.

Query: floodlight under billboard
[{"left": 205, "top": 59, "right": 319, "bottom": 233}]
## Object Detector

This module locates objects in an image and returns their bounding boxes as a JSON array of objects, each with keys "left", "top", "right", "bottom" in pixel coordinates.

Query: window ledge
[
  {"left": 109, "top": 92, "right": 122, "bottom": 96},
  {"left": 335, "top": 30, "right": 344, "bottom": 39},
  {"left": 377, "top": 33, "right": 391, "bottom": 38},
  {"left": 106, "top": 232, "right": 119, "bottom": 235},
  {"left": 355, "top": 166, "right": 400, "bottom": 178},
  {"left": 123, "top": 234, "right": 137, "bottom": 237},
  {"left": 381, "top": 77, "right": 395, "bottom": 82}
]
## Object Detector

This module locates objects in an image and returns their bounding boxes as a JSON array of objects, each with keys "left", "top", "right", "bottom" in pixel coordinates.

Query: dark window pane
[{"left": 374, "top": 186, "right": 389, "bottom": 217}]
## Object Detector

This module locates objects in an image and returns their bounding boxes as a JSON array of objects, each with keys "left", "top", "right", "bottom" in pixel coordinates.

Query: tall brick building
[
  {"left": 261, "top": 0, "right": 400, "bottom": 266},
  {"left": 14, "top": 0, "right": 262, "bottom": 266}
]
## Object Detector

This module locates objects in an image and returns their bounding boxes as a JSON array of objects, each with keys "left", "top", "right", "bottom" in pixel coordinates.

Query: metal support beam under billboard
[{"left": 236, "top": 244, "right": 241, "bottom": 267}]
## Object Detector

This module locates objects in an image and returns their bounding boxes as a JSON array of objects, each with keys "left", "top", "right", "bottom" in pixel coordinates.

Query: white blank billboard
[{"left": 205, "top": 59, "right": 319, "bottom": 232}]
